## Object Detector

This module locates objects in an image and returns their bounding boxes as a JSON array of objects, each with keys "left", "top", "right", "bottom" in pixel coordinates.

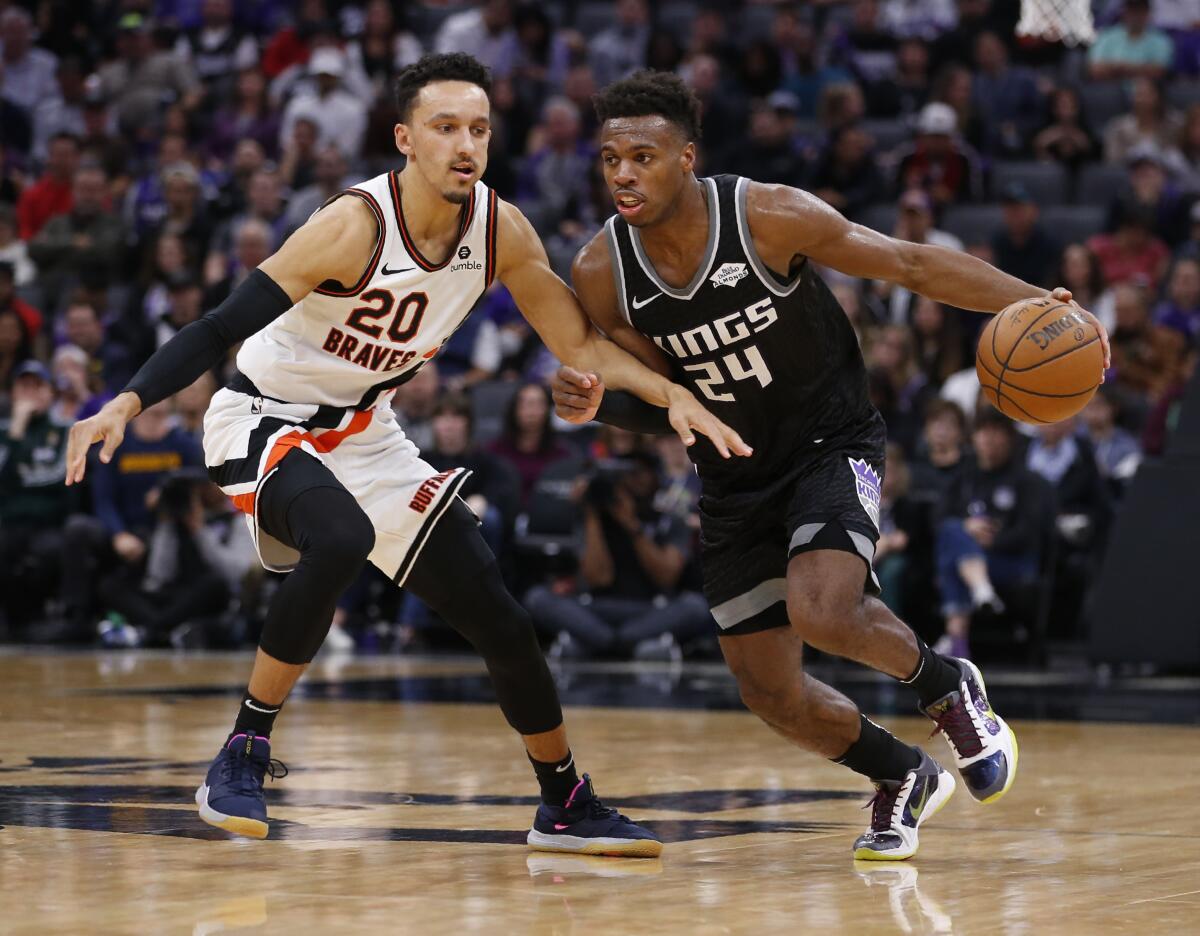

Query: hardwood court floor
[{"left": 0, "top": 651, "right": 1197, "bottom": 935}]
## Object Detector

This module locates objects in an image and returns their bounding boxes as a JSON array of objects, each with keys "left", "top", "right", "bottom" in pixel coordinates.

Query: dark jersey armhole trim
[
  {"left": 485, "top": 189, "right": 498, "bottom": 286},
  {"left": 604, "top": 217, "right": 632, "bottom": 325},
  {"left": 734, "top": 177, "right": 805, "bottom": 298},
  {"left": 390, "top": 170, "right": 477, "bottom": 272},
  {"left": 312, "top": 188, "right": 386, "bottom": 297}
]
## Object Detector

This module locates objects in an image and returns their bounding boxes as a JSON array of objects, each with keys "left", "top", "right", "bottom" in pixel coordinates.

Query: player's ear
[
  {"left": 680, "top": 141, "right": 696, "bottom": 174},
  {"left": 394, "top": 123, "right": 414, "bottom": 158}
]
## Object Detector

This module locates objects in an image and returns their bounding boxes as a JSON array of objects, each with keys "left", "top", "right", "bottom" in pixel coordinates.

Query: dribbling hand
[{"left": 1047, "top": 286, "right": 1111, "bottom": 378}]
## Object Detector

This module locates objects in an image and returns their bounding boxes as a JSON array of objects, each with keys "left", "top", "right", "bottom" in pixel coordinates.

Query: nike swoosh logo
[
  {"left": 243, "top": 699, "right": 280, "bottom": 714},
  {"left": 382, "top": 264, "right": 414, "bottom": 276},
  {"left": 908, "top": 782, "right": 931, "bottom": 822},
  {"left": 555, "top": 756, "right": 574, "bottom": 773},
  {"left": 553, "top": 823, "right": 570, "bottom": 831},
  {"left": 631, "top": 293, "right": 662, "bottom": 309}
]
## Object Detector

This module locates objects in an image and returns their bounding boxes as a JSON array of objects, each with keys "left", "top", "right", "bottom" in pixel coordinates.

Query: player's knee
[
  {"left": 787, "top": 584, "right": 854, "bottom": 656},
  {"left": 728, "top": 658, "right": 794, "bottom": 723},
  {"left": 303, "top": 507, "right": 374, "bottom": 582}
]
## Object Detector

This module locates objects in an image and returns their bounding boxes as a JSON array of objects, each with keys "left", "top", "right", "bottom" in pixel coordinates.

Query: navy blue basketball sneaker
[
  {"left": 527, "top": 774, "right": 663, "bottom": 857},
  {"left": 924, "top": 658, "right": 1018, "bottom": 804},
  {"left": 195, "top": 731, "right": 288, "bottom": 839}
]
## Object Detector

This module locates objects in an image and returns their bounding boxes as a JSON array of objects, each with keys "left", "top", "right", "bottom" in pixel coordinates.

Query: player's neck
[
  {"left": 396, "top": 164, "right": 468, "bottom": 239},
  {"left": 639, "top": 175, "right": 709, "bottom": 257}
]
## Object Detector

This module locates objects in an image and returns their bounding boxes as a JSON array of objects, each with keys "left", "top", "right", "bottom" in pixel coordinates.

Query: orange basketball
[{"left": 975, "top": 297, "right": 1104, "bottom": 424}]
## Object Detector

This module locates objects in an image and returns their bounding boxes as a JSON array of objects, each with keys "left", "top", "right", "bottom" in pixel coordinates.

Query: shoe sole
[
  {"left": 852, "top": 769, "right": 957, "bottom": 862},
  {"left": 527, "top": 829, "right": 663, "bottom": 858},
  {"left": 958, "top": 659, "right": 1020, "bottom": 805},
  {"left": 195, "top": 784, "right": 269, "bottom": 840}
]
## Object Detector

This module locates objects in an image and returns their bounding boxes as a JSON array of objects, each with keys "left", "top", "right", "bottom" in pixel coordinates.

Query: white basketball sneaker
[{"left": 852, "top": 751, "right": 956, "bottom": 861}]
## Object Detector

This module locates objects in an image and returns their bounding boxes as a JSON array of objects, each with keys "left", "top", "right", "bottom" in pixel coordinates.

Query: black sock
[
  {"left": 232, "top": 691, "right": 282, "bottom": 739},
  {"left": 529, "top": 750, "right": 580, "bottom": 806},
  {"left": 900, "top": 636, "right": 963, "bottom": 708},
  {"left": 834, "top": 714, "right": 922, "bottom": 782}
]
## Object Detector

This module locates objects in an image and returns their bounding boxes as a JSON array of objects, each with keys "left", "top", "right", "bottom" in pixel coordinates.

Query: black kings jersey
[{"left": 607, "top": 174, "right": 875, "bottom": 489}]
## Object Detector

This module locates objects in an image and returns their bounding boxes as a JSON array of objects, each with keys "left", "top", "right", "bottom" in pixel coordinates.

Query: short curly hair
[
  {"left": 394, "top": 53, "right": 492, "bottom": 123},
  {"left": 593, "top": 70, "right": 703, "bottom": 140}
]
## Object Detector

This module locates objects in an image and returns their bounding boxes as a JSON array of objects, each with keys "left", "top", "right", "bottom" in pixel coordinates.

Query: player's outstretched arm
[
  {"left": 746, "top": 182, "right": 1111, "bottom": 370},
  {"left": 494, "top": 201, "right": 751, "bottom": 458},
  {"left": 65, "top": 198, "right": 377, "bottom": 485}
]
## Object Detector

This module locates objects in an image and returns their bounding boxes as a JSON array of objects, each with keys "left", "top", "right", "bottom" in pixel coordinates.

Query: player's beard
[{"left": 443, "top": 186, "right": 472, "bottom": 205}]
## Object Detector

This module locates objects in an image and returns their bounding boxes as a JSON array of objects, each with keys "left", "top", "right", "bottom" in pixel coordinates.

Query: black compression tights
[{"left": 257, "top": 453, "right": 563, "bottom": 736}]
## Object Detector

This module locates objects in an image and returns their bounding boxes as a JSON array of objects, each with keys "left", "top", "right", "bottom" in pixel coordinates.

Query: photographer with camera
[{"left": 525, "top": 450, "right": 711, "bottom": 661}]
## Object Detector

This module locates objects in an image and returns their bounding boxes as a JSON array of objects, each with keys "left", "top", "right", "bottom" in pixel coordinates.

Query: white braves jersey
[{"left": 237, "top": 171, "right": 498, "bottom": 408}]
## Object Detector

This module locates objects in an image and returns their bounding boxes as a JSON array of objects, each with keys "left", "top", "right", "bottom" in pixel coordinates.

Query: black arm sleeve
[
  {"left": 594, "top": 390, "right": 674, "bottom": 435},
  {"left": 123, "top": 269, "right": 293, "bottom": 410}
]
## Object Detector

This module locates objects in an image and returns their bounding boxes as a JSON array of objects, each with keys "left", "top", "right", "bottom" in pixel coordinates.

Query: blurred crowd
[{"left": 0, "top": 0, "right": 1198, "bottom": 660}]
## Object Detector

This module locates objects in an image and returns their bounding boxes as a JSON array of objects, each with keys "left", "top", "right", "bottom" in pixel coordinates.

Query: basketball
[{"left": 975, "top": 297, "right": 1105, "bottom": 424}]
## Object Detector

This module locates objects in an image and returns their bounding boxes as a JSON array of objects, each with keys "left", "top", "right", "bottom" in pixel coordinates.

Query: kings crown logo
[{"left": 848, "top": 457, "right": 881, "bottom": 527}]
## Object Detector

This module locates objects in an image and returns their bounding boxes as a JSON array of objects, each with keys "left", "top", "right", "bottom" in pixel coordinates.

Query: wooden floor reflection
[{"left": 0, "top": 651, "right": 1196, "bottom": 935}]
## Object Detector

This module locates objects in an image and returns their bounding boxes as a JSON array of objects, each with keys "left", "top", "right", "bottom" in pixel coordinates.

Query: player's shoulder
[
  {"left": 304, "top": 189, "right": 378, "bottom": 241},
  {"left": 570, "top": 227, "right": 614, "bottom": 288},
  {"left": 743, "top": 179, "right": 817, "bottom": 224}
]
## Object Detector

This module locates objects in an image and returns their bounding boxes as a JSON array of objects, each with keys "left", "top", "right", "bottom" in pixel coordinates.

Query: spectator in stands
[
  {"left": 931, "top": 0, "right": 1015, "bottom": 70},
  {"left": 349, "top": 0, "right": 424, "bottom": 96},
  {"left": 0, "top": 205, "right": 34, "bottom": 288},
  {"left": 175, "top": 372, "right": 217, "bottom": 446},
  {"left": 279, "top": 47, "right": 368, "bottom": 161},
  {"left": 0, "top": 303, "right": 35, "bottom": 412},
  {"left": 278, "top": 116, "right": 320, "bottom": 193},
  {"left": 50, "top": 344, "right": 105, "bottom": 422},
  {"left": 97, "top": 13, "right": 202, "bottom": 140},
  {"left": 283, "top": 144, "right": 350, "bottom": 236},
  {"left": 1081, "top": 385, "right": 1142, "bottom": 496},
  {"left": 1109, "top": 280, "right": 1178, "bottom": 399},
  {"left": 876, "top": 441, "right": 920, "bottom": 615},
  {"left": 1167, "top": 104, "right": 1200, "bottom": 192},
  {"left": 1027, "top": 417, "right": 1111, "bottom": 556},
  {"left": 30, "top": 56, "right": 88, "bottom": 164},
  {"left": 1087, "top": 201, "right": 1170, "bottom": 288},
  {"left": 61, "top": 298, "right": 132, "bottom": 395},
  {"left": 729, "top": 104, "right": 807, "bottom": 188},
  {"left": 145, "top": 161, "right": 214, "bottom": 276},
  {"left": 1059, "top": 243, "right": 1117, "bottom": 332},
  {"left": 910, "top": 398, "right": 973, "bottom": 501},
  {"left": 156, "top": 274, "right": 204, "bottom": 349},
  {"left": 876, "top": 189, "right": 963, "bottom": 322},
  {"left": 1103, "top": 77, "right": 1183, "bottom": 164},
  {"left": 1033, "top": 86, "right": 1100, "bottom": 171},
  {"left": 174, "top": 0, "right": 258, "bottom": 101},
  {"left": 205, "top": 217, "right": 272, "bottom": 308},
  {"left": 1142, "top": 344, "right": 1197, "bottom": 455},
  {"left": 880, "top": 0, "right": 957, "bottom": 39},
  {"left": 589, "top": 0, "right": 649, "bottom": 87},
  {"left": 971, "top": 30, "right": 1041, "bottom": 156},
  {"left": 865, "top": 36, "right": 931, "bottom": 119},
  {"left": 1117, "top": 146, "right": 1190, "bottom": 246},
  {"left": 16, "top": 131, "right": 79, "bottom": 241},
  {"left": 680, "top": 55, "right": 745, "bottom": 167},
  {"left": 866, "top": 324, "right": 934, "bottom": 455},
  {"left": 931, "top": 62, "right": 988, "bottom": 154},
  {"left": 436, "top": 0, "right": 519, "bottom": 78},
  {"left": 911, "top": 296, "right": 966, "bottom": 387},
  {"left": 206, "top": 167, "right": 286, "bottom": 281},
  {"left": 489, "top": 382, "right": 573, "bottom": 506},
  {"left": 516, "top": 97, "right": 595, "bottom": 237},
  {"left": 653, "top": 434, "right": 701, "bottom": 524},
  {"left": 1155, "top": 256, "right": 1200, "bottom": 341},
  {"left": 992, "top": 182, "right": 1060, "bottom": 289},
  {"left": 0, "top": 260, "right": 41, "bottom": 346},
  {"left": 1182, "top": 201, "right": 1200, "bottom": 261},
  {"left": 260, "top": 0, "right": 329, "bottom": 80},
  {"left": 28, "top": 165, "right": 126, "bottom": 308},
  {"left": 207, "top": 67, "right": 282, "bottom": 163},
  {"left": 525, "top": 451, "right": 711, "bottom": 661},
  {"left": 0, "top": 7, "right": 58, "bottom": 117},
  {"left": 897, "top": 102, "right": 982, "bottom": 205},
  {"left": 391, "top": 361, "right": 439, "bottom": 453},
  {"left": 0, "top": 361, "right": 78, "bottom": 633},
  {"left": 1087, "top": 0, "right": 1174, "bottom": 83},
  {"left": 934, "top": 408, "right": 1044, "bottom": 658},
  {"left": 809, "top": 124, "right": 887, "bottom": 221},
  {"left": 773, "top": 11, "right": 852, "bottom": 119}
]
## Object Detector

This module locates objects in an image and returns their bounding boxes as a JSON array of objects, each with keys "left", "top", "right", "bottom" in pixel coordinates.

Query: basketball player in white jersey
[{"left": 65, "top": 54, "right": 748, "bottom": 855}]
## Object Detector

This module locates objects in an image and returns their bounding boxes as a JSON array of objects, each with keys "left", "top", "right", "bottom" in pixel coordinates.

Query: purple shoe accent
[{"left": 563, "top": 777, "right": 587, "bottom": 809}]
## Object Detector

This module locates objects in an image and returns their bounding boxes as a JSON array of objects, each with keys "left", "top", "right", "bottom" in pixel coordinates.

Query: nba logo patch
[
  {"left": 848, "top": 458, "right": 881, "bottom": 528},
  {"left": 709, "top": 263, "right": 748, "bottom": 288}
]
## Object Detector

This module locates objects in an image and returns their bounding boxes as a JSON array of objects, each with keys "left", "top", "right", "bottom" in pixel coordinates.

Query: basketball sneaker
[
  {"left": 527, "top": 774, "right": 663, "bottom": 858},
  {"left": 195, "top": 731, "right": 288, "bottom": 839},
  {"left": 923, "top": 658, "right": 1018, "bottom": 804},
  {"left": 852, "top": 751, "right": 956, "bottom": 861}
]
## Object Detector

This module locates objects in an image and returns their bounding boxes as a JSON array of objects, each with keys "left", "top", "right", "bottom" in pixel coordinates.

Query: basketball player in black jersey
[{"left": 552, "top": 72, "right": 1111, "bottom": 860}]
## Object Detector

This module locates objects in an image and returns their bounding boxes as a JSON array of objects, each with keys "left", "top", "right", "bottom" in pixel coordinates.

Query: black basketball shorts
[{"left": 698, "top": 414, "right": 886, "bottom": 637}]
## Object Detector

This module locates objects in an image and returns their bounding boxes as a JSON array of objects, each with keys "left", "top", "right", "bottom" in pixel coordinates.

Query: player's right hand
[
  {"left": 551, "top": 365, "right": 604, "bottom": 424},
  {"left": 666, "top": 387, "right": 753, "bottom": 460},
  {"left": 66, "top": 394, "right": 139, "bottom": 485}
]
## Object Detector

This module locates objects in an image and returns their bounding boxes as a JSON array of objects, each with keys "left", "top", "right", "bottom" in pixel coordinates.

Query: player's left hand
[{"left": 1048, "top": 286, "right": 1111, "bottom": 379}]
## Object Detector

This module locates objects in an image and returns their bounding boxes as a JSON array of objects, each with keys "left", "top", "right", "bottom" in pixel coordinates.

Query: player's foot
[
  {"left": 852, "top": 751, "right": 955, "bottom": 861},
  {"left": 195, "top": 731, "right": 288, "bottom": 839},
  {"left": 923, "top": 658, "right": 1018, "bottom": 804},
  {"left": 527, "top": 774, "right": 663, "bottom": 857}
]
